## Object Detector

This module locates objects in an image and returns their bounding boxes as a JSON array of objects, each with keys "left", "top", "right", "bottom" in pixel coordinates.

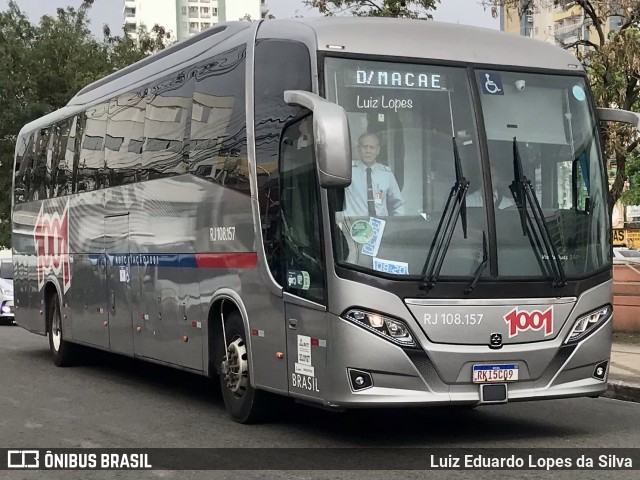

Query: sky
[{"left": 1, "top": 0, "right": 498, "bottom": 38}]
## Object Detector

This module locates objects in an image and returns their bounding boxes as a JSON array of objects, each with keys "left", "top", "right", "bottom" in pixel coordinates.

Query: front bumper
[{"left": 321, "top": 314, "right": 611, "bottom": 408}]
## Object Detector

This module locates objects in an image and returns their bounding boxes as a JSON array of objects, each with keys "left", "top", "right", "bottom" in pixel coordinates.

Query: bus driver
[{"left": 344, "top": 133, "right": 405, "bottom": 217}]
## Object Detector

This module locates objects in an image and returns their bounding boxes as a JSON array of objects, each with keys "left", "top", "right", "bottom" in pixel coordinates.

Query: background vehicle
[
  {"left": 612, "top": 247, "right": 640, "bottom": 264},
  {"left": 11, "top": 18, "right": 640, "bottom": 423},
  {"left": 0, "top": 252, "right": 14, "bottom": 325}
]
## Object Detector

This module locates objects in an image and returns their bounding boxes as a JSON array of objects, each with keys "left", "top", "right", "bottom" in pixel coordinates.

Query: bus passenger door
[
  {"left": 104, "top": 214, "right": 134, "bottom": 356},
  {"left": 280, "top": 117, "right": 328, "bottom": 402}
]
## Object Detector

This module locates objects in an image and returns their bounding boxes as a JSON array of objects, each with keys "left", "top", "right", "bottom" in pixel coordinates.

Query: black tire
[
  {"left": 218, "top": 311, "right": 272, "bottom": 424},
  {"left": 47, "top": 293, "right": 75, "bottom": 367}
]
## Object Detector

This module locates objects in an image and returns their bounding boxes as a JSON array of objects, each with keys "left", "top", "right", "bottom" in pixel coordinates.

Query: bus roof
[
  {"left": 288, "top": 17, "right": 583, "bottom": 72},
  {"left": 18, "top": 17, "right": 583, "bottom": 137}
]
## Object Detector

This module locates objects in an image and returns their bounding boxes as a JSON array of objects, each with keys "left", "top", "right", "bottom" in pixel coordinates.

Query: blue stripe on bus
[{"left": 86, "top": 253, "right": 256, "bottom": 269}]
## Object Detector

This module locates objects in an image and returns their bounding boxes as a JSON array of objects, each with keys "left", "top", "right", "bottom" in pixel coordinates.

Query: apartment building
[
  {"left": 123, "top": 0, "right": 271, "bottom": 42},
  {"left": 500, "top": 1, "right": 621, "bottom": 48}
]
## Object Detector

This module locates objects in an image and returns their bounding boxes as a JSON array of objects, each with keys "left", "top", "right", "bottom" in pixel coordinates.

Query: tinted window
[
  {"left": 48, "top": 118, "right": 72, "bottom": 198},
  {"left": 64, "top": 116, "right": 79, "bottom": 195},
  {"left": 280, "top": 117, "right": 325, "bottom": 303},
  {"left": 105, "top": 91, "right": 147, "bottom": 186},
  {"left": 32, "top": 127, "right": 51, "bottom": 200},
  {"left": 143, "top": 70, "right": 194, "bottom": 179},
  {"left": 253, "top": 39, "right": 312, "bottom": 285},
  {"left": 14, "top": 133, "right": 34, "bottom": 204},
  {"left": 188, "top": 45, "right": 249, "bottom": 195},
  {"left": 78, "top": 102, "right": 109, "bottom": 191}
]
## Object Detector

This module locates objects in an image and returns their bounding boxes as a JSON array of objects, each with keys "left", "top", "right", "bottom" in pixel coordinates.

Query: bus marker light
[
  {"left": 276, "top": 352, "right": 284, "bottom": 359},
  {"left": 326, "top": 44, "right": 345, "bottom": 50},
  {"left": 251, "top": 329, "right": 265, "bottom": 337},
  {"left": 103, "top": 321, "right": 108, "bottom": 326},
  {"left": 183, "top": 336, "right": 188, "bottom": 342},
  {"left": 136, "top": 326, "right": 142, "bottom": 333},
  {"left": 39, "top": 310, "right": 43, "bottom": 315}
]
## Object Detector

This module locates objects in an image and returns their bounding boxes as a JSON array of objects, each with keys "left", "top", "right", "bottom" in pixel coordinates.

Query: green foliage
[
  {"left": 0, "top": 0, "right": 169, "bottom": 249},
  {"left": 621, "top": 151, "right": 640, "bottom": 206},
  {"left": 305, "top": 0, "right": 440, "bottom": 19}
]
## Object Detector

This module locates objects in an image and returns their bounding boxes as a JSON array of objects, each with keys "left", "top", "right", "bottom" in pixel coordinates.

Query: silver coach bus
[{"left": 12, "top": 18, "right": 640, "bottom": 423}]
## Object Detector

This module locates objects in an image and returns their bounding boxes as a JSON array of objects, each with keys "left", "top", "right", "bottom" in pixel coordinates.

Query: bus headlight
[
  {"left": 343, "top": 309, "right": 416, "bottom": 347},
  {"left": 565, "top": 305, "right": 611, "bottom": 344}
]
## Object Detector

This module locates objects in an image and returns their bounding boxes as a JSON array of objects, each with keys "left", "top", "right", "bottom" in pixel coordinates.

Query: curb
[{"left": 604, "top": 381, "right": 640, "bottom": 403}]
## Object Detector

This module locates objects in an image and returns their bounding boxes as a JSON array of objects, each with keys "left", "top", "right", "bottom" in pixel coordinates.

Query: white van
[{"left": 0, "top": 250, "right": 14, "bottom": 324}]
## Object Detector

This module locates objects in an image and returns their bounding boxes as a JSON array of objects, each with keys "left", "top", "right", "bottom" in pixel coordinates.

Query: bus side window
[
  {"left": 14, "top": 132, "right": 34, "bottom": 204},
  {"left": 188, "top": 45, "right": 249, "bottom": 195},
  {"left": 279, "top": 116, "right": 326, "bottom": 304},
  {"left": 79, "top": 102, "right": 109, "bottom": 191},
  {"left": 49, "top": 118, "right": 72, "bottom": 198},
  {"left": 253, "top": 38, "right": 312, "bottom": 287},
  {"left": 144, "top": 69, "right": 194, "bottom": 180},
  {"left": 32, "top": 127, "right": 51, "bottom": 200},
  {"left": 106, "top": 92, "right": 146, "bottom": 187}
]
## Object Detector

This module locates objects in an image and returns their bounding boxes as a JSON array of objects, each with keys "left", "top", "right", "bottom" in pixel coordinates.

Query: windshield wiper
[
  {"left": 509, "top": 137, "right": 566, "bottom": 287},
  {"left": 465, "top": 232, "right": 488, "bottom": 294},
  {"left": 419, "top": 137, "right": 469, "bottom": 290}
]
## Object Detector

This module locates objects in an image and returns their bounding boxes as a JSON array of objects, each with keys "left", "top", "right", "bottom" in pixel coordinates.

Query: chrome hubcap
[
  {"left": 52, "top": 309, "right": 61, "bottom": 352},
  {"left": 221, "top": 337, "right": 248, "bottom": 397}
]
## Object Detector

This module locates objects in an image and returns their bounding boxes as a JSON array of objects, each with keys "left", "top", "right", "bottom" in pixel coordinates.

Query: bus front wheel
[
  {"left": 219, "top": 311, "right": 271, "bottom": 423},
  {"left": 47, "top": 293, "right": 75, "bottom": 367}
]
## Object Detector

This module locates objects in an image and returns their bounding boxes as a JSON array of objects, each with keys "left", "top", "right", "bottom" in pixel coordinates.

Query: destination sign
[{"left": 348, "top": 68, "right": 448, "bottom": 91}]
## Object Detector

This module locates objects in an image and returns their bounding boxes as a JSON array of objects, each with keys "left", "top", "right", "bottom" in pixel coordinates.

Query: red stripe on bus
[{"left": 195, "top": 253, "right": 257, "bottom": 269}]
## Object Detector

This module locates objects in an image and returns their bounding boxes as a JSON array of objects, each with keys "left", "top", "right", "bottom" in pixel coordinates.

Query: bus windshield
[{"left": 325, "top": 57, "right": 609, "bottom": 280}]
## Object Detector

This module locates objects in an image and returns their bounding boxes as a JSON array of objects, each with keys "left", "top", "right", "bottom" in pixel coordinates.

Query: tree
[
  {"left": 103, "top": 22, "right": 173, "bottom": 70},
  {"left": 483, "top": 0, "right": 640, "bottom": 214},
  {"left": 0, "top": 0, "right": 168, "bottom": 248},
  {"left": 305, "top": 0, "right": 440, "bottom": 19}
]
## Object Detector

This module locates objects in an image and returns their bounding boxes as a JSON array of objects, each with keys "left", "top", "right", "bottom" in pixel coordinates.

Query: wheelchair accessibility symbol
[{"left": 482, "top": 72, "right": 504, "bottom": 95}]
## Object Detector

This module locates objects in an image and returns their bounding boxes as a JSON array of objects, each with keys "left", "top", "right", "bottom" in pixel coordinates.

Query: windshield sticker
[
  {"left": 350, "top": 220, "right": 374, "bottom": 244},
  {"left": 480, "top": 72, "right": 503, "bottom": 95},
  {"left": 287, "top": 270, "right": 310, "bottom": 290},
  {"left": 361, "top": 217, "right": 386, "bottom": 257},
  {"left": 572, "top": 85, "right": 586, "bottom": 101},
  {"left": 373, "top": 258, "right": 409, "bottom": 275}
]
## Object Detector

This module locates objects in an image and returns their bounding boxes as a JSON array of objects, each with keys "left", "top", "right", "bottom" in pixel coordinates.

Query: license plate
[{"left": 473, "top": 364, "right": 519, "bottom": 383}]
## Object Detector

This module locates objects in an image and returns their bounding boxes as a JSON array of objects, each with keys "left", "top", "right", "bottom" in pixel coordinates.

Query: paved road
[{"left": 1, "top": 325, "right": 639, "bottom": 480}]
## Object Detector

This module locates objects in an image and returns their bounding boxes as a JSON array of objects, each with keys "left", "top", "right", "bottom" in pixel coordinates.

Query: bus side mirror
[
  {"left": 284, "top": 90, "right": 352, "bottom": 188},
  {"left": 597, "top": 108, "right": 640, "bottom": 133}
]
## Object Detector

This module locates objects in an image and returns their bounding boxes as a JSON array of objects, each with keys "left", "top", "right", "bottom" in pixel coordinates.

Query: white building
[{"left": 123, "top": 0, "right": 270, "bottom": 42}]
